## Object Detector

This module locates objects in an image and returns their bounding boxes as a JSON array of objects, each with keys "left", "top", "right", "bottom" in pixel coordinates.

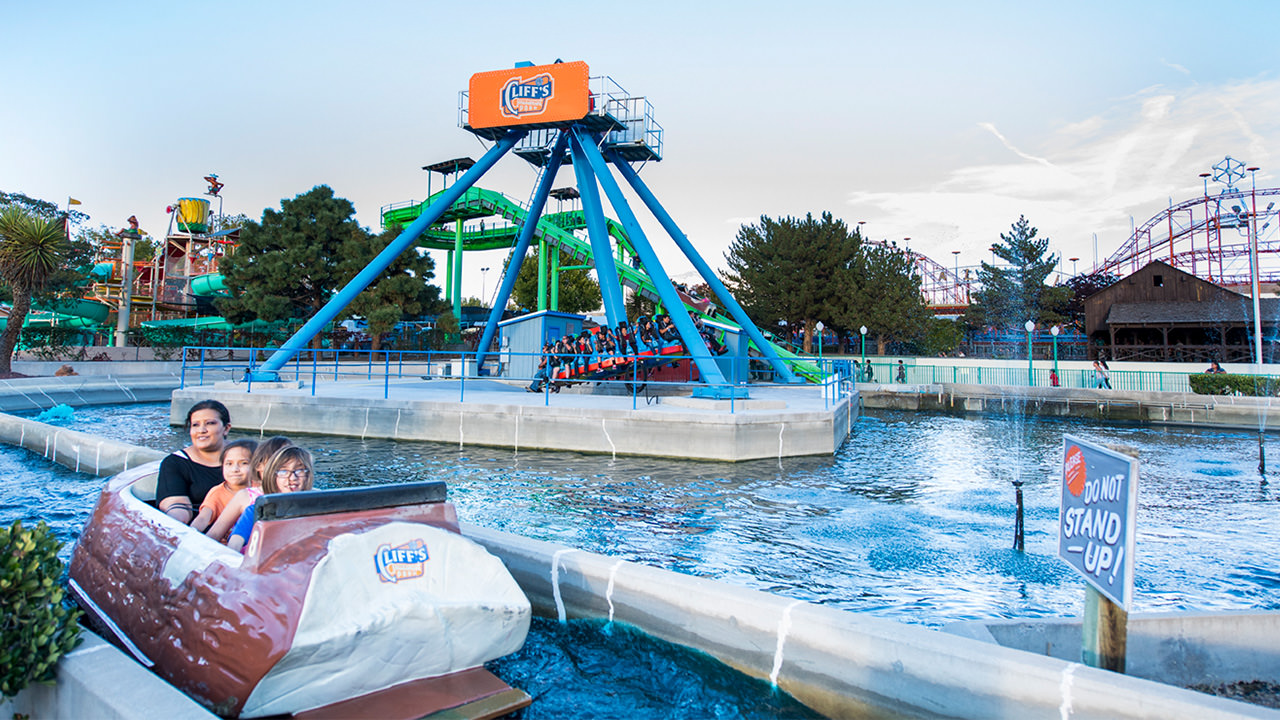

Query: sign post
[{"left": 1058, "top": 435, "right": 1138, "bottom": 672}]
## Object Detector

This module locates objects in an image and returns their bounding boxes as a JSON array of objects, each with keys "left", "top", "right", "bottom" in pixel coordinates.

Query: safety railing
[
  {"left": 820, "top": 358, "right": 1277, "bottom": 394},
  {"left": 179, "top": 346, "right": 856, "bottom": 414}
]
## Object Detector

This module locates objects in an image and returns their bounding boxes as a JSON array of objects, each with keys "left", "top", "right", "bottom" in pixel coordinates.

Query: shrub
[
  {"left": 1187, "top": 373, "right": 1280, "bottom": 396},
  {"left": 137, "top": 325, "right": 196, "bottom": 361},
  {"left": 0, "top": 520, "right": 82, "bottom": 699}
]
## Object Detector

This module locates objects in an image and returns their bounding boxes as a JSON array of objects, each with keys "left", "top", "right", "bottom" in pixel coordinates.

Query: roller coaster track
[
  {"left": 382, "top": 188, "right": 822, "bottom": 381},
  {"left": 1095, "top": 187, "right": 1280, "bottom": 285}
]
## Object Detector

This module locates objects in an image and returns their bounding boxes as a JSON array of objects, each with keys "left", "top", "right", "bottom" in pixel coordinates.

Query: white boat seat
[{"left": 131, "top": 472, "right": 160, "bottom": 502}]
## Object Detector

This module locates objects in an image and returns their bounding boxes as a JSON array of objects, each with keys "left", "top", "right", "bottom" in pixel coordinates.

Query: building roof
[{"left": 1106, "top": 298, "right": 1280, "bottom": 325}]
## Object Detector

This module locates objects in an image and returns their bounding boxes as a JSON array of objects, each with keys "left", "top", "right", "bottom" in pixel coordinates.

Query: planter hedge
[
  {"left": 0, "top": 520, "right": 82, "bottom": 699},
  {"left": 1187, "top": 373, "right": 1280, "bottom": 396}
]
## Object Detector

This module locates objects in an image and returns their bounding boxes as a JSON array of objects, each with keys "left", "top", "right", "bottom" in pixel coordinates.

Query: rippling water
[{"left": 2, "top": 402, "right": 1275, "bottom": 717}]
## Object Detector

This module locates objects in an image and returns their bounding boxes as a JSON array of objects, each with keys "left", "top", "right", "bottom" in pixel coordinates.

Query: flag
[{"left": 68, "top": 197, "right": 82, "bottom": 206}]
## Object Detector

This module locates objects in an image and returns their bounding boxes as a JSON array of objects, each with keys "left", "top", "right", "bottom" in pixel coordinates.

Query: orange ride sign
[{"left": 468, "top": 61, "right": 591, "bottom": 130}]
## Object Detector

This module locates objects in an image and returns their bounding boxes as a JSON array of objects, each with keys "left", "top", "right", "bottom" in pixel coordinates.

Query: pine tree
[{"left": 965, "top": 215, "right": 1070, "bottom": 331}]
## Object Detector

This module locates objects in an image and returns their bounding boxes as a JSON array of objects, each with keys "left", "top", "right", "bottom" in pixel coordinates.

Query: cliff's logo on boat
[
  {"left": 374, "top": 538, "right": 430, "bottom": 583},
  {"left": 501, "top": 72, "right": 554, "bottom": 119}
]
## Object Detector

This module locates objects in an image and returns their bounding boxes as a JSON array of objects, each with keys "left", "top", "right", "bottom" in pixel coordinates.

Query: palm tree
[{"left": 0, "top": 207, "right": 68, "bottom": 375}]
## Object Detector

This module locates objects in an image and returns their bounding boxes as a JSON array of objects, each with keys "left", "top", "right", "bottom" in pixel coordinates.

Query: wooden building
[{"left": 1084, "top": 261, "right": 1278, "bottom": 362}]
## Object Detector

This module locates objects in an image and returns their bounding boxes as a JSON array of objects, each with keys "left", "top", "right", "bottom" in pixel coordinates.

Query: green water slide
[{"left": 383, "top": 187, "right": 820, "bottom": 381}]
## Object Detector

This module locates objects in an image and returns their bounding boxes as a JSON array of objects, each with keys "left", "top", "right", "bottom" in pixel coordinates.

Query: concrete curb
[
  {"left": 0, "top": 374, "right": 179, "bottom": 414},
  {"left": 462, "top": 523, "right": 1277, "bottom": 719},
  {"left": 0, "top": 631, "right": 216, "bottom": 720},
  {"left": 0, "top": 412, "right": 165, "bottom": 476}
]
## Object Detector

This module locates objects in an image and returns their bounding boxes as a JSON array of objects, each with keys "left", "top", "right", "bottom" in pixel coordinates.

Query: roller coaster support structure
[{"left": 248, "top": 130, "right": 527, "bottom": 381}]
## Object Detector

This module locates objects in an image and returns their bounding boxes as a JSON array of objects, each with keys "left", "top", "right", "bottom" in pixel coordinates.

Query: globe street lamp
[
  {"left": 814, "top": 321, "right": 825, "bottom": 369},
  {"left": 1051, "top": 325, "right": 1060, "bottom": 382},
  {"left": 1025, "top": 320, "right": 1035, "bottom": 386},
  {"left": 860, "top": 325, "right": 868, "bottom": 371}
]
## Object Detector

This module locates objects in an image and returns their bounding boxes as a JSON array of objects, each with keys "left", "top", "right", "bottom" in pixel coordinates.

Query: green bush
[
  {"left": 0, "top": 520, "right": 82, "bottom": 699},
  {"left": 137, "top": 325, "right": 197, "bottom": 361},
  {"left": 1187, "top": 373, "right": 1280, "bottom": 396}
]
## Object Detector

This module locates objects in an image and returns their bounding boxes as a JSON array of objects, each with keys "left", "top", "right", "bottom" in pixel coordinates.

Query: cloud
[{"left": 847, "top": 78, "right": 1280, "bottom": 271}]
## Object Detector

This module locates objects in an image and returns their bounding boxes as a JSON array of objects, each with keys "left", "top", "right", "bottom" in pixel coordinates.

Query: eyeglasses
[{"left": 275, "top": 468, "right": 311, "bottom": 479}]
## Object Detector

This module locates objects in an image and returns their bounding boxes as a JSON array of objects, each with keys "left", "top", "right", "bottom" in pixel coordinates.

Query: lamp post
[
  {"left": 480, "top": 266, "right": 490, "bottom": 303},
  {"left": 1051, "top": 325, "right": 1060, "bottom": 381},
  {"left": 1247, "top": 167, "right": 1263, "bottom": 369},
  {"left": 860, "top": 325, "right": 868, "bottom": 370},
  {"left": 1025, "top": 320, "right": 1035, "bottom": 386},
  {"left": 815, "top": 320, "right": 825, "bottom": 370}
]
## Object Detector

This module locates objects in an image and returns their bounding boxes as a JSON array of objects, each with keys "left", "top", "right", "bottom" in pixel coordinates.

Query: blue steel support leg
[
  {"left": 476, "top": 131, "right": 569, "bottom": 366},
  {"left": 570, "top": 127, "right": 741, "bottom": 396},
  {"left": 250, "top": 129, "right": 527, "bottom": 379},
  {"left": 568, "top": 132, "right": 626, "bottom": 328},
  {"left": 609, "top": 155, "right": 802, "bottom": 385}
]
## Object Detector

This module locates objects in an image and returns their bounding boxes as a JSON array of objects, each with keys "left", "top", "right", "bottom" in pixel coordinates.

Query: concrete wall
[
  {"left": 945, "top": 612, "right": 1280, "bottom": 689},
  {"left": 171, "top": 386, "right": 851, "bottom": 462},
  {"left": 0, "top": 411, "right": 165, "bottom": 475},
  {"left": 462, "top": 524, "right": 1273, "bottom": 719},
  {"left": 0, "top": 374, "right": 179, "bottom": 414},
  {"left": 858, "top": 383, "right": 1279, "bottom": 432},
  {"left": 0, "top": 632, "right": 215, "bottom": 720}
]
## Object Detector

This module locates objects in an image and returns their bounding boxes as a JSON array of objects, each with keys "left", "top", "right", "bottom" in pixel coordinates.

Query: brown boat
[{"left": 69, "top": 461, "right": 532, "bottom": 719}]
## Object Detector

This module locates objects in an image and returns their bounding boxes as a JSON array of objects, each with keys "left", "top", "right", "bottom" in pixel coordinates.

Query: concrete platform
[{"left": 172, "top": 378, "right": 853, "bottom": 461}]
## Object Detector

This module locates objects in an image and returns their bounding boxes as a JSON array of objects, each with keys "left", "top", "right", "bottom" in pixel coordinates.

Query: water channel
[{"left": 2, "top": 402, "right": 1276, "bottom": 717}]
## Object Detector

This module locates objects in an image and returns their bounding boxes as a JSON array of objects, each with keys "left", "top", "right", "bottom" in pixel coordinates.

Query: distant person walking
[
  {"left": 1205, "top": 361, "right": 1226, "bottom": 374},
  {"left": 895, "top": 360, "right": 906, "bottom": 383},
  {"left": 1093, "top": 360, "right": 1112, "bottom": 389}
]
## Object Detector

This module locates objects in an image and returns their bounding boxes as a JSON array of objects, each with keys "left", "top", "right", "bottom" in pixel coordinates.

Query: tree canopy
[
  {"left": 510, "top": 248, "right": 601, "bottom": 315},
  {"left": 218, "top": 186, "right": 443, "bottom": 348},
  {"left": 341, "top": 224, "right": 444, "bottom": 349},
  {"left": 0, "top": 207, "right": 69, "bottom": 374},
  {"left": 723, "top": 212, "right": 928, "bottom": 353},
  {"left": 964, "top": 215, "right": 1070, "bottom": 331},
  {"left": 218, "top": 186, "right": 365, "bottom": 326}
]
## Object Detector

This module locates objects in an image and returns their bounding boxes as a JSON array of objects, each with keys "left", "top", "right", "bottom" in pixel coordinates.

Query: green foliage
[
  {"left": 341, "top": 224, "right": 444, "bottom": 349},
  {"left": 16, "top": 326, "right": 91, "bottom": 361},
  {"left": 137, "top": 325, "right": 198, "bottom": 360},
  {"left": 1062, "top": 272, "right": 1119, "bottom": 330},
  {"left": 511, "top": 249, "right": 601, "bottom": 314},
  {"left": 1188, "top": 373, "right": 1280, "bottom": 396},
  {"left": 723, "top": 213, "right": 928, "bottom": 354},
  {"left": 965, "top": 216, "right": 1071, "bottom": 331},
  {"left": 910, "top": 317, "right": 965, "bottom": 356},
  {"left": 0, "top": 520, "right": 82, "bottom": 699},
  {"left": 216, "top": 186, "right": 363, "bottom": 329},
  {"left": 0, "top": 206, "right": 72, "bottom": 374}
]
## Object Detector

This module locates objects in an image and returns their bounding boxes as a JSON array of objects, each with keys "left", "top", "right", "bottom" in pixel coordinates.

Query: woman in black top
[{"left": 157, "top": 400, "right": 231, "bottom": 524}]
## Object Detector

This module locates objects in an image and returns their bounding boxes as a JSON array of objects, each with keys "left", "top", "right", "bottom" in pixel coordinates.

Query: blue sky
[{"left": 3, "top": 1, "right": 1278, "bottom": 300}]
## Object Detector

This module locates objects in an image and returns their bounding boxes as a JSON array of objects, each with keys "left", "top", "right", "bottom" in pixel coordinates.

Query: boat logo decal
[
  {"left": 501, "top": 72, "right": 554, "bottom": 118},
  {"left": 374, "top": 538, "right": 429, "bottom": 583}
]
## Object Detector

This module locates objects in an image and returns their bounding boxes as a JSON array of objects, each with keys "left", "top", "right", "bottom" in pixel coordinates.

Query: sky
[{"left": 3, "top": 0, "right": 1279, "bottom": 303}]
